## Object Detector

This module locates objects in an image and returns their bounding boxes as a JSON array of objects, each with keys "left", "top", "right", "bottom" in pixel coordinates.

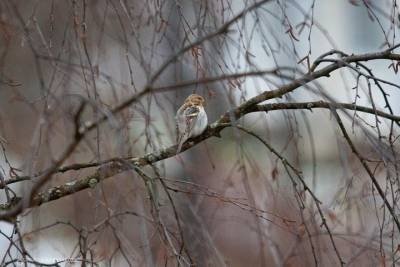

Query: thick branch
[
  {"left": 1, "top": 46, "right": 400, "bottom": 219},
  {"left": 1, "top": 100, "right": 397, "bottom": 190},
  {"left": 29, "top": 100, "right": 399, "bottom": 207}
]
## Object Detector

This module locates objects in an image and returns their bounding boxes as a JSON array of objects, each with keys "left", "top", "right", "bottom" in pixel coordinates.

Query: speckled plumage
[{"left": 176, "top": 94, "right": 208, "bottom": 153}]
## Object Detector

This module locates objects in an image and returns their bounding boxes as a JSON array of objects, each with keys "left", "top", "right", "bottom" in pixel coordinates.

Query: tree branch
[
  {"left": 1, "top": 47, "right": 400, "bottom": 220},
  {"left": 22, "top": 99, "right": 400, "bottom": 210}
]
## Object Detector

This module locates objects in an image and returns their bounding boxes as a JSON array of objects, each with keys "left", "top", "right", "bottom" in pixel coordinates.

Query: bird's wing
[{"left": 176, "top": 106, "right": 200, "bottom": 153}]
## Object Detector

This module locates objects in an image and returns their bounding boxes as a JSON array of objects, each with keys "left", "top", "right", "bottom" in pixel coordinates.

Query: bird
[{"left": 176, "top": 94, "right": 208, "bottom": 153}]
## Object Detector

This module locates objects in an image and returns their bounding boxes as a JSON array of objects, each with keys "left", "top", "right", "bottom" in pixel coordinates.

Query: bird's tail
[
  {"left": 176, "top": 138, "right": 184, "bottom": 153},
  {"left": 176, "top": 133, "right": 188, "bottom": 154}
]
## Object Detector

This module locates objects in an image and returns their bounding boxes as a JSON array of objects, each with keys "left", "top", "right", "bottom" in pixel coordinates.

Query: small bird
[{"left": 176, "top": 94, "right": 208, "bottom": 153}]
